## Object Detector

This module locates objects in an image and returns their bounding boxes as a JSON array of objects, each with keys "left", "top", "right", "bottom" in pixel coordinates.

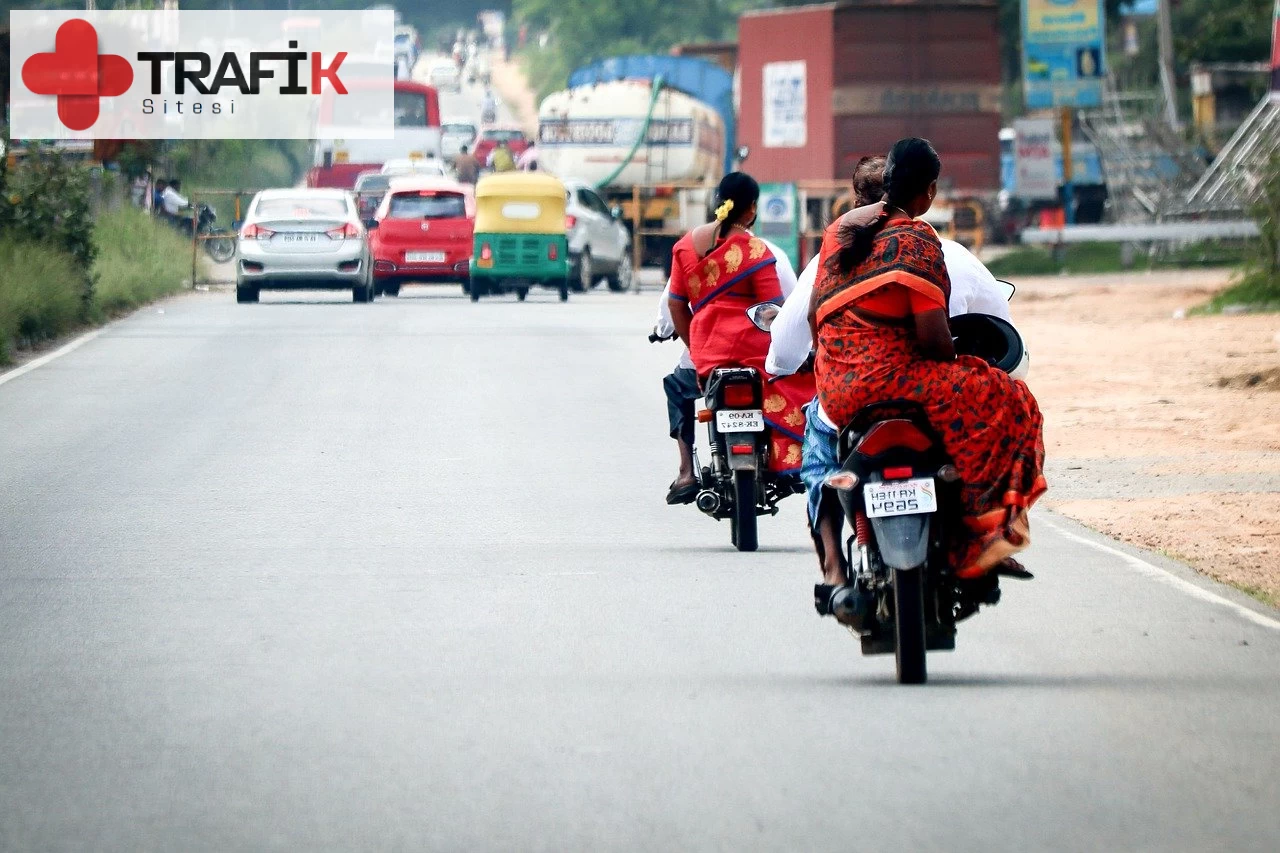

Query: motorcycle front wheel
[
  {"left": 892, "top": 567, "right": 927, "bottom": 684},
  {"left": 730, "top": 469, "right": 758, "bottom": 552}
]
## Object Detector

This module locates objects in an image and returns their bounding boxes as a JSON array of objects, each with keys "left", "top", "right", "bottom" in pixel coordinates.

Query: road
[{"left": 1, "top": 287, "right": 1279, "bottom": 852}]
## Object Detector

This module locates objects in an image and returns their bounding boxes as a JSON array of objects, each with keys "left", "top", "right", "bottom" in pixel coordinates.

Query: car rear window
[
  {"left": 484, "top": 130, "right": 525, "bottom": 142},
  {"left": 254, "top": 198, "right": 348, "bottom": 219},
  {"left": 355, "top": 175, "right": 391, "bottom": 191},
  {"left": 443, "top": 123, "right": 475, "bottom": 136},
  {"left": 388, "top": 192, "right": 467, "bottom": 219}
]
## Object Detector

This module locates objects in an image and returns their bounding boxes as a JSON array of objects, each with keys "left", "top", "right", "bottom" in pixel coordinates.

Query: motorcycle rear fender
[
  {"left": 870, "top": 513, "right": 932, "bottom": 570},
  {"left": 723, "top": 432, "right": 759, "bottom": 473}
]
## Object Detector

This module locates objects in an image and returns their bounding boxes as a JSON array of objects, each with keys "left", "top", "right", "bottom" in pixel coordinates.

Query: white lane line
[
  {"left": 1043, "top": 516, "right": 1280, "bottom": 632},
  {"left": 0, "top": 327, "right": 106, "bottom": 388}
]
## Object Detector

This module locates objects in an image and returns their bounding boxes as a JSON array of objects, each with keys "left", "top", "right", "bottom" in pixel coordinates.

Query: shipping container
[{"left": 738, "top": 0, "right": 1002, "bottom": 194}]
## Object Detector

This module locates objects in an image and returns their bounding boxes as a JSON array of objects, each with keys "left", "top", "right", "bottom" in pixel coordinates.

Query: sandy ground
[
  {"left": 489, "top": 57, "right": 539, "bottom": 136},
  {"left": 1019, "top": 269, "right": 1280, "bottom": 604}
]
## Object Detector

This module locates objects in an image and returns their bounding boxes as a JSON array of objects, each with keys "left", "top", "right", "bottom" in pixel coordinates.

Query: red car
[
  {"left": 473, "top": 127, "right": 530, "bottom": 168},
  {"left": 369, "top": 176, "right": 475, "bottom": 297}
]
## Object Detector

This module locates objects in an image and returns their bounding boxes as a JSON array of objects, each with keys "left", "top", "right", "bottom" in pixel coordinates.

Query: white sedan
[
  {"left": 235, "top": 189, "right": 374, "bottom": 304},
  {"left": 380, "top": 157, "right": 452, "bottom": 178}
]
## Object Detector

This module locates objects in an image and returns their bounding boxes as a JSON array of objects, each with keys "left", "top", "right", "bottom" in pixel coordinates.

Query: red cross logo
[{"left": 21, "top": 19, "right": 133, "bottom": 131}]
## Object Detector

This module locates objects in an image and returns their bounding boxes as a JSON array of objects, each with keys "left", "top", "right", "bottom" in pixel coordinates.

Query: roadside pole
[
  {"left": 190, "top": 204, "right": 199, "bottom": 288},
  {"left": 1061, "top": 106, "right": 1075, "bottom": 226}
]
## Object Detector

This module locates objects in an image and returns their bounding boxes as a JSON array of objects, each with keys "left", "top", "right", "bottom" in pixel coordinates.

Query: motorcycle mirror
[
  {"left": 746, "top": 302, "right": 780, "bottom": 332},
  {"left": 996, "top": 279, "right": 1016, "bottom": 301}
]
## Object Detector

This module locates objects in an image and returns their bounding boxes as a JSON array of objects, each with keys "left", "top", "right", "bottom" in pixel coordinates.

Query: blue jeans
[{"left": 800, "top": 400, "right": 841, "bottom": 531}]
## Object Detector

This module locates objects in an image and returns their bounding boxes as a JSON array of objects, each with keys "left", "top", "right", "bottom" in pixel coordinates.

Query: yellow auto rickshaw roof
[{"left": 475, "top": 172, "right": 566, "bottom": 199}]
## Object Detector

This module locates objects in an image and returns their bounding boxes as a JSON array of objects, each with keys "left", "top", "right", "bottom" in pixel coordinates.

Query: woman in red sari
[
  {"left": 668, "top": 173, "right": 814, "bottom": 479},
  {"left": 812, "top": 139, "right": 1046, "bottom": 584}
]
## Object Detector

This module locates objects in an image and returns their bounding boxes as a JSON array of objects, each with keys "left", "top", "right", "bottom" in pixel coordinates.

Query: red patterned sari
[
  {"left": 814, "top": 219, "right": 1047, "bottom": 576},
  {"left": 669, "top": 231, "right": 814, "bottom": 473}
]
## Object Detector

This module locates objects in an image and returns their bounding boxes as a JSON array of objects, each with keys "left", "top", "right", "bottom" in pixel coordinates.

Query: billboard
[
  {"left": 1022, "top": 0, "right": 1106, "bottom": 109},
  {"left": 1013, "top": 118, "right": 1058, "bottom": 200},
  {"left": 762, "top": 61, "right": 806, "bottom": 148}
]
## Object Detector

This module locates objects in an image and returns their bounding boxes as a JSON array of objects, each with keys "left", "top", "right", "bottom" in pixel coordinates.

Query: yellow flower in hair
[{"left": 714, "top": 199, "right": 734, "bottom": 221}]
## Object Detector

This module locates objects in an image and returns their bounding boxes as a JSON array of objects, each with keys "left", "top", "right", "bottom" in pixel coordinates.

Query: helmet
[{"left": 950, "top": 313, "right": 1027, "bottom": 377}]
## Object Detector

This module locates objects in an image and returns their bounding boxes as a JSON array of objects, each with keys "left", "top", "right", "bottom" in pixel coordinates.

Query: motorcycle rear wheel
[
  {"left": 203, "top": 233, "right": 235, "bottom": 264},
  {"left": 731, "top": 470, "right": 758, "bottom": 552},
  {"left": 892, "top": 567, "right": 927, "bottom": 684}
]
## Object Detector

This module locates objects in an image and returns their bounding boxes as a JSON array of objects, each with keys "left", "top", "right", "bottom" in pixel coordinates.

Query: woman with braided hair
[{"left": 668, "top": 172, "right": 814, "bottom": 475}]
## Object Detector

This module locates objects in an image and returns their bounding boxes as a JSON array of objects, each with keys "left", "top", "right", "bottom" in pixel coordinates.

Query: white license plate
[
  {"left": 406, "top": 251, "right": 446, "bottom": 263},
  {"left": 277, "top": 233, "right": 319, "bottom": 243},
  {"left": 715, "top": 409, "right": 765, "bottom": 432},
  {"left": 864, "top": 477, "right": 938, "bottom": 518}
]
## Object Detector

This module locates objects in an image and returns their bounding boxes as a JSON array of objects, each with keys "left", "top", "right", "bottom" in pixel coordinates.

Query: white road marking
[
  {"left": 0, "top": 327, "right": 106, "bottom": 388},
  {"left": 1043, "top": 516, "right": 1280, "bottom": 631}
]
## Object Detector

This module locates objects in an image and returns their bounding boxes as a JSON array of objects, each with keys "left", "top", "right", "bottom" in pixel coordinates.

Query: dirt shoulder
[
  {"left": 490, "top": 57, "right": 539, "bottom": 136},
  {"left": 1019, "top": 269, "right": 1280, "bottom": 605}
]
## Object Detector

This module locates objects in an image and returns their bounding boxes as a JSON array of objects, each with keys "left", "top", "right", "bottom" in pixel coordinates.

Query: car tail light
[
  {"left": 722, "top": 383, "right": 755, "bottom": 408},
  {"left": 730, "top": 443, "right": 754, "bottom": 455},
  {"left": 883, "top": 466, "right": 913, "bottom": 481},
  {"left": 240, "top": 224, "right": 274, "bottom": 239},
  {"left": 565, "top": 214, "right": 577, "bottom": 229},
  {"left": 326, "top": 222, "right": 360, "bottom": 239},
  {"left": 477, "top": 242, "right": 493, "bottom": 268},
  {"left": 548, "top": 243, "right": 558, "bottom": 260}
]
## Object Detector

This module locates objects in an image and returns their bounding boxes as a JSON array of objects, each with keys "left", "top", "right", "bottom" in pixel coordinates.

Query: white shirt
[
  {"left": 765, "top": 239, "right": 1014, "bottom": 428},
  {"left": 161, "top": 186, "right": 188, "bottom": 216},
  {"left": 656, "top": 237, "right": 796, "bottom": 372}
]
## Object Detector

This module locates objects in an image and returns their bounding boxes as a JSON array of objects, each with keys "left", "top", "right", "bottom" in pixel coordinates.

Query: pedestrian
[
  {"left": 488, "top": 140, "right": 515, "bottom": 173},
  {"left": 453, "top": 145, "right": 480, "bottom": 184},
  {"left": 152, "top": 179, "right": 167, "bottom": 216}
]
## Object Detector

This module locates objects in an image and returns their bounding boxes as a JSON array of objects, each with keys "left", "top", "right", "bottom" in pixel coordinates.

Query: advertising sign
[
  {"left": 1022, "top": 0, "right": 1106, "bottom": 109},
  {"left": 756, "top": 182, "right": 799, "bottom": 269},
  {"left": 1013, "top": 118, "right": 1058, "bottom": 199},
  {"left": 9, "top": 10, "right": 393, "bottom": 139},
  {"left": 762, "top": 61, "right": 806, "bottom": 148}
]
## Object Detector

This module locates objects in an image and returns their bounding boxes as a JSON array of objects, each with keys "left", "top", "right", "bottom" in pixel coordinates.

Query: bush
[
  {"left": 90, "top": 207, "right": 192, "bottom": 320},
  {"left": 0, "top": 239, "right": 84, "bottom": 364}
]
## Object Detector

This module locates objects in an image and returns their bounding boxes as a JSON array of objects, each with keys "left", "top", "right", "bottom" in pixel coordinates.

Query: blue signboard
[{"left": 1022, "top": 0, "right": 1107, "bottom": 109}]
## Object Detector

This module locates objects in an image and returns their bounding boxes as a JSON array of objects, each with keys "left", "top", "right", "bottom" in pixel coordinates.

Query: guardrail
[{"left": 1020, "top": 220, "right": 1260, "bottom": 245}]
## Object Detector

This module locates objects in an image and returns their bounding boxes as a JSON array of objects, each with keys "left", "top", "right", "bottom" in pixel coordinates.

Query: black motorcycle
[{"left": 822, "top": 307, "right": 1028, "bottom": 684}]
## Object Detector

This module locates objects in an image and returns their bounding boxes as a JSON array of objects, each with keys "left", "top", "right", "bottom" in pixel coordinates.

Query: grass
[
  {"left": 91, "top": 206, "right": 194, "bottom": 320},
  {"left": 987, "top": 240, "right": 1252, "bottom": 278},
  {"left": 1192, "top": 268, "right": 1280, "bottom": 314},
  {"left": 1230, "top": 582, "right": 1280, "bottom": 609},
  {"left": 0, "top": 206, "right": 192, "bottom": 366}
]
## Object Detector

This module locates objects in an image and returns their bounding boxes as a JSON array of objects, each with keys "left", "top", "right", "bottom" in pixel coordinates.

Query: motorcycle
[
  {"left": 171, "top": 203, "right": 236, "bottom": 264},
  {"left": 650, "top": 302, "right": 804, "bottom": 553},
  {"left": 822, "top": 288, "right": 1029, "bottom": 684}
]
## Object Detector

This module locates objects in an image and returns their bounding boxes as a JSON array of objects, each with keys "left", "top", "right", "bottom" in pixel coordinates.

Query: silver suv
[{"left": 563, "top": 179, "right": 632, "bottom": 293}]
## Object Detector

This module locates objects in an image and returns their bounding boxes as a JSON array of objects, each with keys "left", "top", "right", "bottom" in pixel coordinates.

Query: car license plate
[
  {"left": 277, "top": 233, "right": 319, "bottom": 243},
  {"left": 715, "top": 409, "right": 765, "bottom": 432},
  {"left": 406, "top": 251, "right": 446, "bottom": 263},
  {"left": 864, "top": 477, "right": 938, "bottom": 518}
]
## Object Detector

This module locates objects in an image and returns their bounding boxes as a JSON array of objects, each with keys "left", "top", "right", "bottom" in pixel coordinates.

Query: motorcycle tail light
[
  {"left": 824, "top": 471, "right": 859, "bottom": 491},
  {"left": 240, "top": 224, "right": 274, "bottom": 239},
  {"left": 326, "top": 222, "right": 360, "bottom": 239},
  {"left": 722, "top": 383, "right": 755, "bottom": 407},
  {"left": 883, "top": 466, "right": 913, "bottom": 480}
]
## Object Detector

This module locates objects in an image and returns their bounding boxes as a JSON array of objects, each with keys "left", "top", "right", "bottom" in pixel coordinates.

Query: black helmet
[{"left": 949, "top": 313, "right": 1026, "bottom": 376}]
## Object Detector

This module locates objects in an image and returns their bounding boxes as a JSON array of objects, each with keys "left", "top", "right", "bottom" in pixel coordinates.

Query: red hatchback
[{"left": 369, "top": 176, "right": 475, "bottom": 296}]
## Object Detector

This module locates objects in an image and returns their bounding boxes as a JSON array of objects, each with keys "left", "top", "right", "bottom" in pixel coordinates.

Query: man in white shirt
[
  {"left": 655, "top": 237, "right": 796, "bottom": 504},
  {"left": 161, "top": 178, "right": 189, "bottom": 219},
  {"left": 766, "top": 156, "right": 1014, "bottom": 584}
]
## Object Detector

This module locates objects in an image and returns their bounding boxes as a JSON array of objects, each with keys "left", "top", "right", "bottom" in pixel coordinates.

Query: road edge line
[
  {"left": 1042, "top": 514, "right": 1280, "bottom": 632},
  {"left": 0, "top": 326, "right": 108, "bottom": 389}
]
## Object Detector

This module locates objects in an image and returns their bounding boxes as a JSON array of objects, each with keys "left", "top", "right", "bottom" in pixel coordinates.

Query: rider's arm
[
  {"left": 668, "top": 255, "right": 693, "bottom": 349},
  {"left": 654, "top": 278, "right": 676, "bottom": 338},
  {"left": 669, "top": 297, "right": 693, "bottom": 349},
  {"left": 766, "top": 256, "right": 819, "bottom": 375},
  {"left": 913, "top": 307, "right": 956, "bottom": 362}
]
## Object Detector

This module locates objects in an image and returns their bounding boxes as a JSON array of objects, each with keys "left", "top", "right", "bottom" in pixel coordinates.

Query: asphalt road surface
[{"left": 2, "top": 287, "right": 1279, "bottom": 852}]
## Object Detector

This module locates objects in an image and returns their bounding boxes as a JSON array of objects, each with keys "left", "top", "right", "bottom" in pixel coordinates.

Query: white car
[
  {"left": 380, "top": 157, "right": 451, "bottom": 178},
  {"left": 427, "top": 60, "right": 461, "bottom": 93},
  {"left": 563, "top": 179, "right": 632, "bottom": 293},
  {"left": 441, "top": 118, "right": 478, "bottom": 159},
  {"left": 235, "top": 189, "right": 374, "bottom": 304}
]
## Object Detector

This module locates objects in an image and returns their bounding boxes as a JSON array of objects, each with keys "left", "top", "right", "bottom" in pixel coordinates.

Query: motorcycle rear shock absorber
[{"left": 855, "top": 510, "right": 874, "bottom": 582}]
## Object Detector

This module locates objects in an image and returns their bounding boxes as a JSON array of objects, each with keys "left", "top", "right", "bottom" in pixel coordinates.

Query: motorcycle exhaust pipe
[{"left": 695, "top": 490, "right": 720, "bottom": 513}]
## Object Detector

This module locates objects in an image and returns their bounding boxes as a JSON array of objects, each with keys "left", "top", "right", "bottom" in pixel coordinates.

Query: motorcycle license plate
[
  {"left": 864, "top": 478, "right": 938, "bottom": 518},
  {"left": 715, "top": 409, "right": 764, "bottom": 432},
  {"left": 406, "top": 251, "right": 447, "bottom": 263}
]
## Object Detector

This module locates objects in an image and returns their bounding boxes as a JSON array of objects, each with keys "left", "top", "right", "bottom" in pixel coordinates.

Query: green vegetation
[
  {"left": 91, "top": 207, "right": 193, "bottom": 320},
  {"left": 987, "top": 240, "right": 1251, "bottom": 278},
  {"left": 0, "top": 240, "right": 84, "bottom": 364},
  {"left": 1195, "top": 154, "right": 1280, "bottom": 314}
]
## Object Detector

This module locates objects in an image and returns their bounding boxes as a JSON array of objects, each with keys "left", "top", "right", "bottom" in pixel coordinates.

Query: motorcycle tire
[
  {"left": 204, "top": 234, "right": 236, "bottom": 264},
  {"left": 731, "top": 469, "right": 758, "bottom": 553},
  {"left": 892, "top": 567, "right": 927, "bottom": 684}
]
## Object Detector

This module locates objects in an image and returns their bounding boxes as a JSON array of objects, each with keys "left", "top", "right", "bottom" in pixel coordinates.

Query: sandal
[
  {"left": 666, "top": 480, "right": 700, "bottom": 505},
  {"left": 994, "top": 557, "right": 1034, "bottom": 580}
]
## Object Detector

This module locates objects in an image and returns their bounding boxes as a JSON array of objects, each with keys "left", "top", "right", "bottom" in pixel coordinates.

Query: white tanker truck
[{"left": 537, "top": 80, "right": 727, "bottom": 270}]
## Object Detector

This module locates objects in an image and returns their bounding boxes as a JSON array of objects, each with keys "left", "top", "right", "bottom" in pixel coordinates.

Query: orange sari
[{"left": 669, "top": 231, "right": 813, "bottom": 473}]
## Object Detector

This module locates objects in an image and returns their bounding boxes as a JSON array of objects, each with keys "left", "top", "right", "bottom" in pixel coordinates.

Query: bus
[{"left": 307, "top": 79, "right": 443, "bottom": 189}]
